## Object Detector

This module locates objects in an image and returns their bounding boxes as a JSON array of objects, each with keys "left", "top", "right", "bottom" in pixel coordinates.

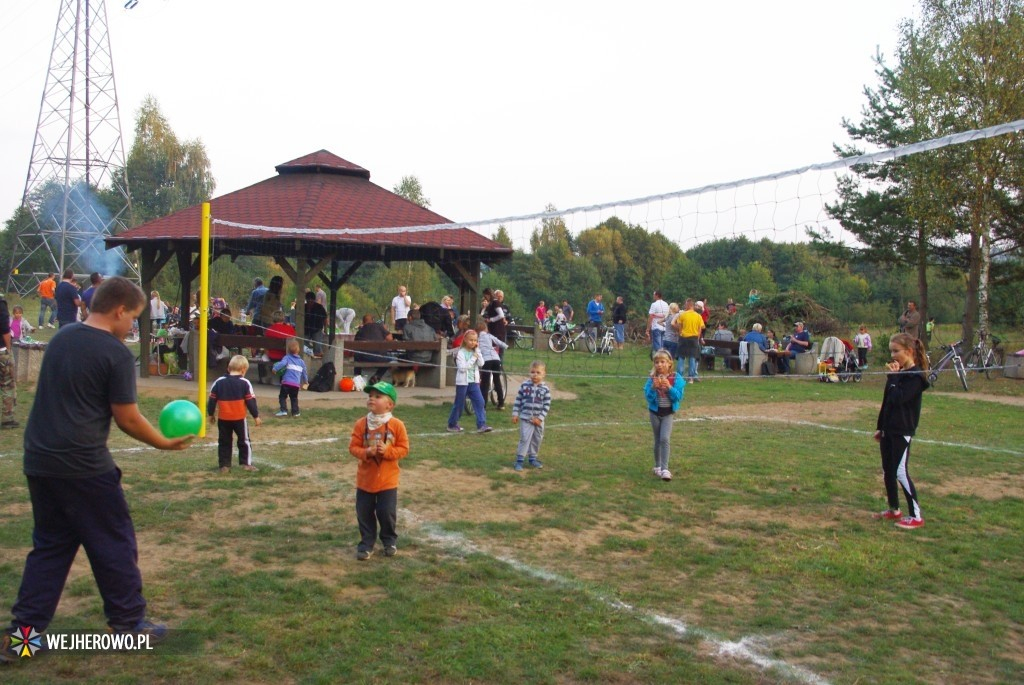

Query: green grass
[{"left": 1, "top": 338, "right": 1023, "bottom": 683}]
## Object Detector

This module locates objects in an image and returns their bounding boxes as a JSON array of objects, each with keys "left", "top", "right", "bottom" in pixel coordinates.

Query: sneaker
[
  {"left": 111, "top": 619, "right": 168, "bottom": 644},
  {"left": 356, "top": 549, "right": 373, "bottom": 561},
  {"left": 1, "top": 633, "right": 17, "bottom": 663},
  {"left": 652, "top": 467, "right": 663, "bottom": 478},
  {"left": 477, "top": 425, "right": 493, "bottom": 434},
  {"left": 241, "top": 465, "right": 258, "bottom": 472},
  {"left": 494, "top": 405, "right": 505, "bottom": 411},
  {"left": 275, "top": 410, "right": 288, "bottom": 417},
  {"left": 446, "top": 425, "right": 464, "bottom": 433},
  {"left": 895, "top": 517, "right": 924, "bottom": 530},
  {"left": 0, "top": 420, "right": 17, "bottom": 430},
  {"left": 292, "top": 413, "right": 300, "bottom": 417},
  {"left": 872, "top": 509, "right": 902, "bottom": 520},
  {"left": 219, "top": 466, "right": 230, "bottom": 474},
  {"left": 661, "top": 469, "right": 672, "bottom": 481},
  {"left": 514, "top": 462, "right": 524, "bottom": 472},
  {"left": 383, "top": 545, "right": 397, "bottom": 557},
  {"left": 528, "top": 459, "right": 543, "bottom": 469},
  {"left": 46, "top": 323, "right": 56, "bottom": 329}
]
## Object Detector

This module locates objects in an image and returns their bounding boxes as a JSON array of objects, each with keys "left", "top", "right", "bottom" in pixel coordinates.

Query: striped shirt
[
  {"left": 511, "top": 381, "right": 551, "bottom": 421},
  {"left": 208, "top": 374, "right": 260, "bottom": 422}
]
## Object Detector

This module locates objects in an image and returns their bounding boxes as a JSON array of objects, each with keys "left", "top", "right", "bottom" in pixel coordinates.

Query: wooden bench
[
  {"left": 214, "top": 333, "right": 290, "bottom": 384},
  {"left": 701, "top": 339, "right": 742, "bottom": 371},
  {"left": 337, "top": 339, "right": 447, "bottom": 389}
]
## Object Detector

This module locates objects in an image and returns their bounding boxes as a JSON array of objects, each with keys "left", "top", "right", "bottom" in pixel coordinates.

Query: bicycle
[
  {"left": 465, "top": 364, "right": 509, "bottom": 414},
  {"left": 594, "top": 323, "right": 615, "bottom": 355},
  {"left": 927, "top": 340, "right": 969, "bottom": 391},
  {"left": 962, "top": 332, "right": 1005, "bottom": 380},
  {"left": 506, "top": 315, "right": 533, "bottom": 350},
  {"left": 548, "top": 323, "right": 598, "bottom": 353}
]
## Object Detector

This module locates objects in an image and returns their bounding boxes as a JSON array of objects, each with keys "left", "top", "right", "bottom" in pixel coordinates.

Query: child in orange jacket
[{"left": 348, "top": 381, "right": 409, "bottom": 560}]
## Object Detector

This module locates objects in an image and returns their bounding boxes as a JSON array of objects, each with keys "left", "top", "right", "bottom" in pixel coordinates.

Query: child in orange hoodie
[{"left": 349, "top": 381, "right": 409, "bottom": 560}]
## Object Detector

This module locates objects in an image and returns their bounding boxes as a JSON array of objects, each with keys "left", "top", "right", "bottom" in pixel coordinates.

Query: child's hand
[
  {"left": 254, "top": 417, "right": 262, "bottom": 427},
  {"left": 873, "top": 430, "right": 882, "bottom": 443},
  {"left": 301, "top": 383, "right": 309, "bottom": 390},
  {"left": 531, "top": 417, "right": 543, "bottom": 426},
  {"left": 512, "top": 415, "right": 519, "bottom": 424}
]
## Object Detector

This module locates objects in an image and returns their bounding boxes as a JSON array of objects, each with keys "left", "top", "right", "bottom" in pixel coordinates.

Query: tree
[
  {"left": 392, "top": 175, "right": 430, "bottom": 208},
  {"left": 115, "top": 95, "right": 215, "bottom": 226},
  {"left": 827, "top": 0, "right": 1024, "bottom": 343}
]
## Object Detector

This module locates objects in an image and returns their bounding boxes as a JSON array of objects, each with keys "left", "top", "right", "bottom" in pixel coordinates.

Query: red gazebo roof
[{"left": 106, "top": 150, "right": 511, "bottom": 261}]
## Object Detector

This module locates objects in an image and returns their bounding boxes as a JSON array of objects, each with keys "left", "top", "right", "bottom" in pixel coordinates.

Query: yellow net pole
[{"left": 197, "top": 201, "right": 211, "bottom": 438}]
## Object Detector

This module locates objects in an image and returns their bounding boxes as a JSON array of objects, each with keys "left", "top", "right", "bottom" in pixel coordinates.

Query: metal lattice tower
[{"left": 6, "top": 0, "right": 136, "bottom": 295}]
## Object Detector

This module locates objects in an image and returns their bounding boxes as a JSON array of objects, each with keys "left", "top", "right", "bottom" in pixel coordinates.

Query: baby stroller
[{"left": 817, "top": 336, "right": 862, "bottom": 383}]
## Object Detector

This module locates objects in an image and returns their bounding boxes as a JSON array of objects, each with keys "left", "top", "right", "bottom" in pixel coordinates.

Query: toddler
[
  {"left": 511, "top": 361, "right": 552, "bottom": 471},
  {"left": 854, "top": 325, "right": 873, "bottom": 368},
  {"left": 10, "top": 305, "right": 34, "bottom": 341},
  {"left": 272, "top": 338, "right": 309, "bottom": 417},
  {"left": 207, "top": 355, "right": 262, "bottom": 472},
  {"left": 349, "top": 381, "right": 409, "bottom": 560}
]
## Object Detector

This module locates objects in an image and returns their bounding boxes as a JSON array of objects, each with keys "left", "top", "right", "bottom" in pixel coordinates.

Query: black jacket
[{"left": 876, "top": 366, "right": 929, "bottom": 436}]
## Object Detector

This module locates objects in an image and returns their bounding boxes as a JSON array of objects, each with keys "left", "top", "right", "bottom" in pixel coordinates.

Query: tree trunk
[{"left": 916, "top": 221, "right": 929, "bottom": 350}]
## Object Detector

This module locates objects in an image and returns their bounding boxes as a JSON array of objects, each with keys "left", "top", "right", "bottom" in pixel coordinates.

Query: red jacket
[{"left": 349, "top": 416, "right": 409, "bottom": 492}]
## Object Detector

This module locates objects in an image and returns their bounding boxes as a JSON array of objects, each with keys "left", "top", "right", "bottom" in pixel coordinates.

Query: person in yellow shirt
[{"left": 676, "top": 298, "right": 706, "bottom": 383}]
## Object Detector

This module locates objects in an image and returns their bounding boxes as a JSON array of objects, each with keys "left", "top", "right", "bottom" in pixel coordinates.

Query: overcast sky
[{"left": 0, "top": 0, "right": 919, "bottom": 249}]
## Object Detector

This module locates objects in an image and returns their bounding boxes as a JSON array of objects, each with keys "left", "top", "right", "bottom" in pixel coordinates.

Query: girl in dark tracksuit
[{"left": 873, "top": 333, "right": 930, "bottom": 530}]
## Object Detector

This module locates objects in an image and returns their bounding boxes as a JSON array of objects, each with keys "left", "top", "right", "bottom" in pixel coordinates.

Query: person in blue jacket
[{"left": 643, "top": 349, "right": 686, "bottom": 482}]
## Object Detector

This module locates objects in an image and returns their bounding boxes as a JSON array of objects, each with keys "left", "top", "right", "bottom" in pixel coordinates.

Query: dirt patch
[{"left": 931, "top": 472, "right": 1024, "bottom": 500}]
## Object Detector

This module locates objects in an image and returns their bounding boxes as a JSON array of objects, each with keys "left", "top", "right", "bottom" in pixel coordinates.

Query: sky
[{"left": 0, "top": 0, "right": 920, "bottom": 250}]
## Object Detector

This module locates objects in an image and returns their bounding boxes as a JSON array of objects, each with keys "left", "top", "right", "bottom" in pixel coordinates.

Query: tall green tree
[
  {"left": 826, "top": 0, "right": 1024, "bottom": 342},
  {"left": 115, "top": 96, "right": 215, "bottom": 226}
]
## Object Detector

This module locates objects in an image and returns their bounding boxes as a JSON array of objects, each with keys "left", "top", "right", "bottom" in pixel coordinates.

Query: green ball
[{"left": 159, "top": 400, "right": 203, "bottom": 438}]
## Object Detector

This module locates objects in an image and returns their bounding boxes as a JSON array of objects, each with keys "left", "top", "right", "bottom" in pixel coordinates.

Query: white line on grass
[
  {"left": 403, "top": 509, "right": 832, "bottom": 685},
  {"left": 1, "top": 414, "right": 1019, "bottom": 460}
]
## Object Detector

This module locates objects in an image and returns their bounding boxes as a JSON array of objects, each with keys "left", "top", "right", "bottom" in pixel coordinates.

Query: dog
[{"left": 389, "top": 367, "right": 417, "bottom": 388}]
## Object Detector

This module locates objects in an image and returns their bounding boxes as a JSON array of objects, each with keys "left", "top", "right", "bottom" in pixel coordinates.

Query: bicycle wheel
[
  {"left": 585, "top": 332, "right": 598, "bottom": 353},
  {"left": 514, "top": 332, "right": 533, "bottom": 350},
  {"left": 982, "top": 349, "right": 999, "bottom": 380},
  {"left": 964, "top": 348, "right": 982, "bottom": 372},
  {"left": 548, "top": 332, "right": 569, "bottom": 353},
  {"left": 953, "top": 355, "right": 969, "bottom": 391},
  {"left": 991, "top": 348, "right": 1005, "bottom": 379}
]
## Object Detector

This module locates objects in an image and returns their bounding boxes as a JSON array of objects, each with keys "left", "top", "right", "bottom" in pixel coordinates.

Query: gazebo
[{"left": 105, "top": 150, "right": 512, "bottom": 375}]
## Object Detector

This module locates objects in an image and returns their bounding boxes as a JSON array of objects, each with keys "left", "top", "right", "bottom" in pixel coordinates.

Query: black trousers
[
  {"left": 355, "top": 488, "right": 398, "bottom": 552},
  {"left": 279, "top": 385, "right": 299, "bottom": 414},
  {"left": 480, "top": 359, "right": 505, "bottom": 407},
  {"left": 217, "top": 418, "right": 253, "bottom": 467},
  {"left": 12, "top": 469, "right": 146, "bottom": 631}
]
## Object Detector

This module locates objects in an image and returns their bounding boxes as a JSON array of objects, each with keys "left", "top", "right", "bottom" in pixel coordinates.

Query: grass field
[{"left": 1, "top": 320, "right": 1023, "bottom": 683}]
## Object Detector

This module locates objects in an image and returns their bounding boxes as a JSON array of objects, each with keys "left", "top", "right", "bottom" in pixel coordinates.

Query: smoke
[{"left": 38, "top": 180, "right": 127, "bottom": 277}]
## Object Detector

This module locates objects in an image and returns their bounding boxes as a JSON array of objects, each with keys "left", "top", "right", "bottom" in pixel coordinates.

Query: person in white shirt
[
  {"left": 391, "top": 285, "right": 411, "bottom": 332},
  {"left": 646, "top": 291, "right": 670, "bottom": 352}
]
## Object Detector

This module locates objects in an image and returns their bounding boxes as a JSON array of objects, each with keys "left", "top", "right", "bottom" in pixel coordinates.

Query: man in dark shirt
[
  {"left": 2, "top": 277, "right": 192, "bottom": 653},
  {"left": 54, "top": 268, "right": 83, "bottom": 327},
  {"left": 303, "top": 291, "right": 328, "bottom": 358},
  {"left": 353, "top": 313, "right": 393, "bottom": 383}
]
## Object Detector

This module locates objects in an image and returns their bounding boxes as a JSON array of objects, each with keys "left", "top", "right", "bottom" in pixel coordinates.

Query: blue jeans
[
  {"left": 613, "top": 323, "right": 625, "bottom": 344},
  {"left": 651, "top": 328, "right": 665, "bottom": 352},
  {"left": 448, "top": 383, "right": 486, "bottom": 429},
  {"left": 663, "top": 340, "right": 678, "bottom": 359},
  {"left": 38, "top": 298, "right": 56, "bottom": 326}
]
